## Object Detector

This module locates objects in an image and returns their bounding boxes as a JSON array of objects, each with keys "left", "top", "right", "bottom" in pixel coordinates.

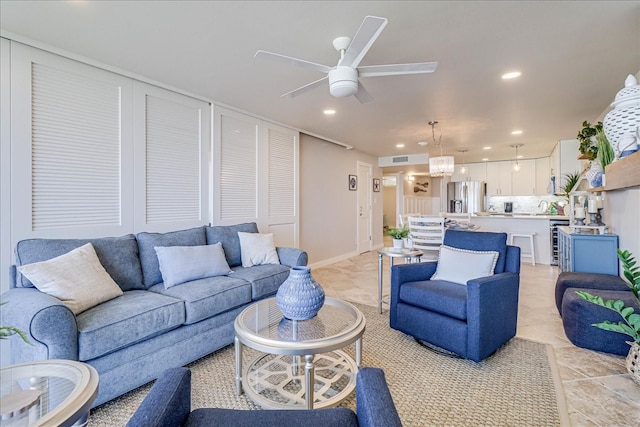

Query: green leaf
[{"left": 621, "top": 307, "right": 635, "bottom": 319}]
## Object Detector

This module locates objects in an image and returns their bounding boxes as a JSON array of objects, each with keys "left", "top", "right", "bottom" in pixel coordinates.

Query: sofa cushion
[
  {"left": 155, "top": 243, "right": 232, "bottom": 289},
  {"left": 238, "top": 232, "right": 280, "bottom": 267},
  {"left": 399, "top": 279, "right": 468, "bottom": 321},
  {"left": 231, "top": 264, "right": 292, "bottom": 300},
  {"left": 148, "top": 276, "right": 252, "bottom": 325},
  {"left": 205, "top": 223, "right": 259, "bottom": 267},
  {"left": 137, "top": 227, "right": 207, "bottom": 288},
  {"left": 443, "top": 230, "right": 508, "bottom": 274},
  {"left": 17, "top": 243, "right": 124, "bottom": 315},
  {"left": 431, "top": 245, "right": 499, "bottom": 285},
  {"left": 76, "top": 290, "right": 185, "bottom": 361},
  {"left": 14, "top": 234, "right": 144, "bottom": 291}
]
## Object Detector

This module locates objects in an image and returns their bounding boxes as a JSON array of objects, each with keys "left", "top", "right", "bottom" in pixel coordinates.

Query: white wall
[
  {"left": 299, "top": 134, "right": 383, "bottom": 266},
  {"left": 605, "top": 188, "right": 640, "bottom": 261}
]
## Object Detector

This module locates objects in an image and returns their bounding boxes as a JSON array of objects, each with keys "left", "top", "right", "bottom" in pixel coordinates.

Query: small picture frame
[
  {"left": 373, "top": 178, "right": 380, "bottom": 192},
  {"left": 348, "top": 175, "right": 357, "bottom": 191}
]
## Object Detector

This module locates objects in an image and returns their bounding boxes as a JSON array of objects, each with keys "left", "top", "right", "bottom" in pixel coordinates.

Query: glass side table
[
  {"left": 377, "top": 247, "right": 423, "bottom": 313},
  {"left": 0, "top": 359, "right": 98, "bottom": 427},
  {"left": 234, "top": 297, "right": 365, "bottom": 410}
]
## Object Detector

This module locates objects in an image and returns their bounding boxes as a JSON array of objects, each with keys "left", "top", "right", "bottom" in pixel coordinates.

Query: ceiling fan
[{"left": 254, "top": 16, "right": 438, "bottom": 104}]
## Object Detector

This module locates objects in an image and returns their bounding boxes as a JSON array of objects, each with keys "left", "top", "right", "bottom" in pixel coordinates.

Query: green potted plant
[
  {"left": 577, "top": 121, "right": 602, "bottom": 160},
  {"left": 386, "top": 227, "right": 409, "bottom": 249},
  {"left": 560, "top": 171, "right": 581, "bottom": 199},
  {"left": 576, "top": 249, "right": 640, "bottom": 385},
  {"left": 596, "top": 129, "right": 615, "bottom": 172}
]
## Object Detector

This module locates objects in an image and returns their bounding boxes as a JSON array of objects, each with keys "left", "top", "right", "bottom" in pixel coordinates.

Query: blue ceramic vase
[{"left": 276, "top": 266, "right": 325, "bottom": 320}]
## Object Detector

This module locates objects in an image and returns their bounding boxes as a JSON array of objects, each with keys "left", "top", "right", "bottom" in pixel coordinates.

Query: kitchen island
[{"left": 469, "top": 214, "right": 569, "bottom": 265}]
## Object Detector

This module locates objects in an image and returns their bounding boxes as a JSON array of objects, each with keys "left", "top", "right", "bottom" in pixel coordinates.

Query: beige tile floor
[{"left": 313, "top": 241, "right": 640, "bottom": 426}]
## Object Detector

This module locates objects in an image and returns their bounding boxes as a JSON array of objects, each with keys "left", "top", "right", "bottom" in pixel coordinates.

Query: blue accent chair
[
  {"left": 126, "top": 367, "right": 402, "bottom": 427},
  {"left": 389, "top": 230, "right": 521, "bottom": 362}
]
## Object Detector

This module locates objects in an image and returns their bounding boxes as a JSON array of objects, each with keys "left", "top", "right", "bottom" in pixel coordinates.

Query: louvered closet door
[
  {"left": 10, "top": 43, "right": 134, "bottom": 240},
  {"left": 133, "top": 83, "right": 210, "bottom": 232},
  {"left": 262, "top": 124, "right": 299, "bottom": 248},
  {"left": 213, "top": 107, "right": 259, "bottom": 225}
]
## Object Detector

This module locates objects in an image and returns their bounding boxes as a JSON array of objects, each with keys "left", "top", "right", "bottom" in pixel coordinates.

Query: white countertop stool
[{"left": 508, "top": 232, "right": 536, "bottom": 266}]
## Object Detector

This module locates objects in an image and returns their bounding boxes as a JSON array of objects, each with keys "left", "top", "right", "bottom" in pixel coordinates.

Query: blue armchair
[
  {"left": 126, "top": 367, "right": 402, "bottom": 427},
  {"left": 389, "top": 230, "right": 521, "bottom": 362}
]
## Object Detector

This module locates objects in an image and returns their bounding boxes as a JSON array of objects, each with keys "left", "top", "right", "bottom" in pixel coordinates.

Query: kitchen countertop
[{"left": 472, "top": 213, "right": 569, "bottom": 220}]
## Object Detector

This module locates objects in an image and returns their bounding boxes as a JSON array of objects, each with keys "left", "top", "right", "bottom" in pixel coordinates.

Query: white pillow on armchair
[{"left": 430, "top": 245, "right": 499, "bottom": 285}]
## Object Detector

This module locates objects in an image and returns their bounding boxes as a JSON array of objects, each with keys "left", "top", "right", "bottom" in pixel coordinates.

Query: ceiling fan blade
[
  {"left": 281, "top": 76, "right": 328, "bottom": 98},
  {"left": 255, "top": 50, "right": 332, "bottom": 74},
  {"left": 358, "top": 62, "right": 438, "bottom": 77},
  {"left": 354, "top": 83, "right": 374, "bottom": 104},
  {"left": 338, "top": 16, "right": 388, "bottom": 69}
]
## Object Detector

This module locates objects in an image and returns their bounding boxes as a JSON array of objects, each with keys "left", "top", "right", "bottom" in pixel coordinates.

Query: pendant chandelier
[
  {"left": 428, "top": 121, "right": 455, "bottom": 177},
  {"left": 510, "top": 143, "right": 524, "bottom": 172}
]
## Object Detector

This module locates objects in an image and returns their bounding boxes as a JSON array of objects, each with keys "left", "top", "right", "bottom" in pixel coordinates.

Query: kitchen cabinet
[
  {"left": 535, "top": 157, "right": 551, "bottom": 195},
  {"left": 451, "top": 162, "right": 487, "bottom": 183},
  {"left": 551, "top": 139, "right": 585, "bottom": 194},
  {"left": 557, "top": 227, "right": 619, "bottom": 275},
  {"left": 512, "top": 159, "right": 536, "bottom": 195},
  {"left": 486, "top": 161, "right": 513, "bottom": 195}
]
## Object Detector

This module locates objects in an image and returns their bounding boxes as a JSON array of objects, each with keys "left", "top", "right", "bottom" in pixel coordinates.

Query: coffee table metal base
[{"left": 242, "top": 350, "right": 357, "bottom": 410}]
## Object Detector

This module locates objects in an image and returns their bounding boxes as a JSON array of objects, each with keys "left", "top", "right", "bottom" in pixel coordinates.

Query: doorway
[{"left": 357, "top": 161, "right": 372, "bottom": 254}]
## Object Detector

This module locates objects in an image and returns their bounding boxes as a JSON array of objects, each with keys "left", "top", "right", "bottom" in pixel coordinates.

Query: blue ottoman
[
  {"left": 555, "top": 272, "right": 628, "bottom": 315},
  {"left": 561, "top": 287, "right": 638, "bottom": 356}
]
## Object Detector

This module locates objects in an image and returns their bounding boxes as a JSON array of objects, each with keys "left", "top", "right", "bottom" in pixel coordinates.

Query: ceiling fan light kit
[{"left": 255, "top": 15, "right": 437, "bottom": 104}]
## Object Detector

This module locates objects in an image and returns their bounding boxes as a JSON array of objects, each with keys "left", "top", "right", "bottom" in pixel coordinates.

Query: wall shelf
[{"left": 604, "top": 150, "right": 640, "bottom": 191}]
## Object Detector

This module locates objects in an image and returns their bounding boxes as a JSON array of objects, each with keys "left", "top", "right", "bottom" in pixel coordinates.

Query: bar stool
[{"left": 508, "top": 232, "right": 536, "bottom": 266}]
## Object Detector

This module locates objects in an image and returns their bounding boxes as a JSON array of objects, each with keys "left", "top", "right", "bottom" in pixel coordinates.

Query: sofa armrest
[
  {"left": 276, "top": 247, "right": 308, "bottom": 267},
  {"left": 1, "top": 288, "right": 78, "bottom": 362},
  {"left": 126, "top": 367, "right": 191, "bottom": 427},
  {"left": 356, "top": 367, "right": 402, "bottom": 427}
]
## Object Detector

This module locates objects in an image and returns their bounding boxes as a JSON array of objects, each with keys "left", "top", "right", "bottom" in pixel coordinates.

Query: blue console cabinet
[{"left": 557, "top": 227, "right": 619, "bottom": 275}]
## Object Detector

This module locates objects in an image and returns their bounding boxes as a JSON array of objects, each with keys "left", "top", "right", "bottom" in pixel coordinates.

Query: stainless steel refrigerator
[{"left": 447, "top": 181, "right": 486, "bottom": 214}]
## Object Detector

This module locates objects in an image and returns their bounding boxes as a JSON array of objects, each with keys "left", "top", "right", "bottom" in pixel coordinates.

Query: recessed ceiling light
[
  {"left": 396, "top": 143, "right": 405, "bottom": 148},
  {"left": 511, "top": 130, "right": 523, "bottom": 135},
  {"left": 482, "top": 158, "right": 489, "bottom": 161},
  {"left": 502, "top": 71, "right": 522, "bottom": 80},
  {"left": 323, "top": 109, "right": 336, "bottom": 115},
  {"left": 417, "top": 141, "right": 428, "bottom": 147},
  {"left": 517, "top": 155, "right": 523, "bottom": 159},
  {"left": 483, "top": 146, "right": 492, "bottom": 150}
]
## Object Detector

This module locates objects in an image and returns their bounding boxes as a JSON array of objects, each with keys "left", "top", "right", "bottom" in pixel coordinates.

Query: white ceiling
[{"left": 1, "top": 1, "right": 639, "bottom": 165}]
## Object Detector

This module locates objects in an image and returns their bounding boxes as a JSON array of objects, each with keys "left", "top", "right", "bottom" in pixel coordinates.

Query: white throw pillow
[
  {"left": 154, "top": 243, "right": 232, "bottom": 289},
  {"left": 430, "top": 245, "right": 499, "bottom": 285},
  {"left": 237, "top": 232, "right": 280, "bottom": 267},
  {"left": 17, "top": 243, "right": 123, "bottom": 314}
]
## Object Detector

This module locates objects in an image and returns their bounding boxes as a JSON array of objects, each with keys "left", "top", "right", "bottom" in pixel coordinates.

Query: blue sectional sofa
[{"left": 1, "top": 223, "right": 307, "bottom": 407}]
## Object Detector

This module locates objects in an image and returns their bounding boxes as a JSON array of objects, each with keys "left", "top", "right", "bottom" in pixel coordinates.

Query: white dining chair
[{"left": 406, "top": 216, "right": 445, "bottom": 261}]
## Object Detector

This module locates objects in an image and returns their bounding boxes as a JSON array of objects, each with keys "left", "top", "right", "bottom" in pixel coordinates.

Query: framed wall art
[{"left": 348, "top": 174, "right": 357, "bottom": 191}]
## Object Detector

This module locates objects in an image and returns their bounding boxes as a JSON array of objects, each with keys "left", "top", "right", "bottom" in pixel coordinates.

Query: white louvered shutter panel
[
  {"left": 31, "top": 63, "right": 121, "bottom": 230},
  {"left": 219, "top": 113, "right": 258, "bottom": 220},
  {"left": 145, "top": 95, "right": 202, "bottom": 223},
  {"left": 268, "top": 128, "right": 295, "bottom": 217}
]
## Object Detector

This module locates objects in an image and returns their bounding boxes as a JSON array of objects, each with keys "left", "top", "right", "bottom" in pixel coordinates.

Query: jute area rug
[{"left": 89, "top": 302, "right": 568, "bottom": 426}]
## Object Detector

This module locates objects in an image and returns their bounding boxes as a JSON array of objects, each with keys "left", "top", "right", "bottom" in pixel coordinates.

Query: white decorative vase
[
  {"left": 627, "top": 341, "right": 640, "bottom": 386},
  {"left": 393, "top": 238, "right": 403, "bottom": 249},
  {"left": 603, "top": 75, "right": 640, "bottom": 158}
]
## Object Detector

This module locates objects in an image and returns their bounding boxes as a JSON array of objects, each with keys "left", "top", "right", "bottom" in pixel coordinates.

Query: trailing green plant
[
  {"left": 596, "top": 129, "right": 615, "bottom": 172},
  {"left": 576, "top": 249, "right": 640, "bottom": 344},
  {"left": 386, "top": 227, "right": 409, "bottom": 239},
  {"left": 560, "top": 171, "right": 581, "bottom": 199},
  {"left": 0, "top": 302, "right": 31, "bottom": 344}
]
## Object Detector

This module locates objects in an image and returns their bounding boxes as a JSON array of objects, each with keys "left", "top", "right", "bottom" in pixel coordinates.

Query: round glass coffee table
[
  {"left": 0, "top": 359, "right": 98, "bottom": 427},
  {"left": 234, "top": 297, "right": 365, "bottom": 410}
]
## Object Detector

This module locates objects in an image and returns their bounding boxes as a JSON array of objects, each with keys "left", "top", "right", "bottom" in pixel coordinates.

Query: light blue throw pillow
[{"left": 154, "top": 243, "right": 232, "bottom": 289}]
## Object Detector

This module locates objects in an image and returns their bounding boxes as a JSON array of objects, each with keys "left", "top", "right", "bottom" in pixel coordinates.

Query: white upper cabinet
[
  {"left": 511, "top": 159, "right": 536, "bottom": 195},
  {"left": 486, "top": 161, "right": 513, "bottom": 195},
  {"left": 535, "top": 157, "right": 551, "bottom": 195},
  {"left": 451, "top": 162, "right": 487, "bottom": 182}
]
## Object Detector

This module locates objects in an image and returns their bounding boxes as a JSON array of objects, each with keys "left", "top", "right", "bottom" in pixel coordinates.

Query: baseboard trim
[{"left": 308, "top": 243, "right": 383, "bottom": 269}]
